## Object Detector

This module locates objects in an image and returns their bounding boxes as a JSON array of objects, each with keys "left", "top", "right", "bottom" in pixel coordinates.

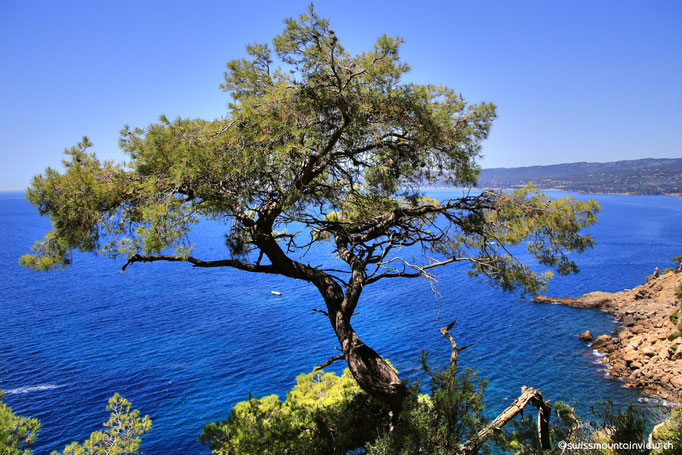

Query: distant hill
[{"left": 476, "top": 158, "right": 682, "bottom": 195}]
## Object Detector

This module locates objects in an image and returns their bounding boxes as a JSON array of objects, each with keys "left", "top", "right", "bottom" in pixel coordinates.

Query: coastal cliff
[{"left": 535, "top": 269, "right": 682, "bottom": 403}]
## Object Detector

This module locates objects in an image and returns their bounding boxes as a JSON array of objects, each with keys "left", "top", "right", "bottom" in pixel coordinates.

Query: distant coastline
[
  {"left": 476, "top": 158, "right": 682, "bottom": 196},
  {"left": 425, "top": 158, "right": 682, "bottom": 196}
]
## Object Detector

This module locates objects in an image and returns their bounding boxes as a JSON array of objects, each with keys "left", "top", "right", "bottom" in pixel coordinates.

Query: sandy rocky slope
[{"left": 535, "top": 269, "right": 682, "bottom": 403}]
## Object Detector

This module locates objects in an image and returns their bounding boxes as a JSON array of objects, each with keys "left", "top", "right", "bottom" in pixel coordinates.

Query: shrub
[
  {"left": 1, "top": 393, "right": 148, "bottom": 455},
  {"left": 199, "top": 369, "right": 389, "bottom": 454},
  {"left": 650, "top": 406, "right": 682, "bottom": 455},
  {"left": 366, "top": 353, "right": 489, "bottom": 455},
  {"left": 591, "top": 401, "right": 647, "bottom": 455},
  {"left": 0, "top": 392, "right": 41, "bottom": 455},
  {"left": 52, "top": 393, "right": 151, "bottom": 455},
  {"left": 202, "top": 356, "right": 497, "bottom": 455},
  {"left": 496, "top": 401, "right": 586, "bottom": 454},
  {"left": 675, "top": 282, "right": 682, "bottom": 301}
]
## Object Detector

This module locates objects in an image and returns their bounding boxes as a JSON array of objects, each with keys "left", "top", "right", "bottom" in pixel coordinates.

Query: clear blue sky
[{"left": 1, "top": 0, "right": 680, "bottom": 190}]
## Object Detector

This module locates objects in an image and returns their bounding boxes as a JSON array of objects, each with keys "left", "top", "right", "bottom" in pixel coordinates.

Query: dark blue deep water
[{"left": 1, "top": 190, "right": 681, "bottom": 454}]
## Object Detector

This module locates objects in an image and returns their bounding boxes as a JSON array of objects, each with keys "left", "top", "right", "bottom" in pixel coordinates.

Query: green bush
[
  {"left": 650, "top": 406, "right": 682, "bottom": 455},
  {"left": 0, "top": 392, "right": 41, "bottom": 455},
  {"left": 51, "top": 393, "right": 151, "bottom": 455},
  {"left": 201, "top": 356, "right": 500, "bottom": 455},
  {"left": 366, "top": 353, "right": 489, "bottom": 455},
  {"left": 675, "top": 282, "right": 682, "bottom": 301},
  {"left": 496, "top": 401, "right": 584, "bottom": 454},
  {"left": 1, "top": 393, "right": 148, "bottom": 455},
  {"left": 591, "top": 401, "right": 647, "bottom": 455},
  {"left": 199, "top": 369, "right": 389, "bottom": 454}
]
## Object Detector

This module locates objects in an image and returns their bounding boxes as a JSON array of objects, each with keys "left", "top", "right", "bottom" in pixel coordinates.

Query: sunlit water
[{"left": 1, "top": 190, "right": 681, "bottom": 453}]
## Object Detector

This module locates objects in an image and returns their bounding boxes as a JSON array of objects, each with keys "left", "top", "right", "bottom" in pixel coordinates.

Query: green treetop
[{"left": 22, "top": 6, "right": 599, "bottom": 411}]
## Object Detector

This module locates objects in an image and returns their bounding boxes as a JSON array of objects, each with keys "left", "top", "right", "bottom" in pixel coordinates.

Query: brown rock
[
  {"left": 578, "top": 330, "right": 594, "bottom": 341},
  {"left": 591, "top": 334, "right": 613, "bottom": 351},
  {"left": 577, "top": 291, "right": 613, "bottom": 308},
  {"left": 621, "top": 315, "right": 637, "bottom": 327},
  {"left": 642, "top": 344, "right": 657, "bottom": 357}
]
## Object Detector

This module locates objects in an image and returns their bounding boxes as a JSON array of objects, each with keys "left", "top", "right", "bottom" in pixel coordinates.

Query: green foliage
[
  {"left": 202, "top": 359, "right": 500, "bottom": 455},
  {"left": 651, "top": 406, "right": 682, "bottom": 455},
  {"left": 591, "top": 401, "right": 647, "bottom": 455},
  {"left": 671, "top": 256, "right": 682, "bottom": 267},
  {"left": 21, "top": 6, "right": 597, "bottom": 299},
  {"left": 496, "top": 401, "right": 583, "bottom": 454},
  {"left": 675, "top": 282, "right": 682, "bottom": 301},
  {"left": 455, "top": 184, "right": 600, "bottom": 294},
  {"left": 199, "top": 369, "right": 388, "bottom": 454},
  {"left": 0, "top": 392, "right": 41, "bottom": 455},
  {"left": 497, "top": 400, "right": 654, "bottom": 455},
  {"left": 51, "top": 394, "right": 151, "bottom": 455},
  {"left": 367, "top": 354, "right": 488, "bottom": 455}
]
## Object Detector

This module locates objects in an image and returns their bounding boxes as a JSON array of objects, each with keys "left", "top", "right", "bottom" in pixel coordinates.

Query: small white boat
[{"left": 271, "top": 291, "right": 282, "bottom": 296}]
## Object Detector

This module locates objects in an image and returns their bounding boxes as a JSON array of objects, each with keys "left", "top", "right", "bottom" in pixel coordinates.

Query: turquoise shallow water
[{"left": 1, "top": 190, "right": 681, "bottom": 453}]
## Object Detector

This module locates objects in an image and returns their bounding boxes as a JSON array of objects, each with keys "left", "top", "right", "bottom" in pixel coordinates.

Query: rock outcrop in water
[{"left": 535, "top": 269, "right": 682, "bottom": 403}]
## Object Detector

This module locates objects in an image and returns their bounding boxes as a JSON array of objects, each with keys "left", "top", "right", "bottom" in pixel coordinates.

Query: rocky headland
[{"left": 534, "top": 269, "right": 682, "bottom": 403}]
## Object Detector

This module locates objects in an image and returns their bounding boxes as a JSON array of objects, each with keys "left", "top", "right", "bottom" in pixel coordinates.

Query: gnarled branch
[{"left": 460, "top": 386, "right": 552, "bottom": 454}]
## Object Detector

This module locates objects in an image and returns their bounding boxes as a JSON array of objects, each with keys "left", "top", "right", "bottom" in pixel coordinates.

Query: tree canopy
[{"left": 22, "top": 5, "right": 599, "bottom": 410}]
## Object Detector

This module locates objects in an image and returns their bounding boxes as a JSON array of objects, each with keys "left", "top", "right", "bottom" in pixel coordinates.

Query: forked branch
[
  {"left": 439, "top": 318, "right": 473, "bottom": 370},
  {"left": 460, "top": 386, "right": 552, "bottom": 454}
]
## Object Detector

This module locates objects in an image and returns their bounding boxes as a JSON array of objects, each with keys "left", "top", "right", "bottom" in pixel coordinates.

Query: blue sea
[{"left": 1, "top": 190, "right": 681, "bottom": 454}]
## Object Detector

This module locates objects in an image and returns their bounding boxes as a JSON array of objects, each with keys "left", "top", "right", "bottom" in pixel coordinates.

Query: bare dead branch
[
  {"left": 439, "top": 319, "right": 473, "bottom": 370},
  {"left": 314, "top": 354, "right": 345, "bottom": 371},
  {"left": 460, "top": 386, "right": 552, "bottom": 455}
]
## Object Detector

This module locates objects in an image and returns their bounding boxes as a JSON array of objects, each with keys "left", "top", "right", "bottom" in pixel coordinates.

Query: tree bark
[{"left": 331, "top": 312, "right": 407, "bottom": 411}]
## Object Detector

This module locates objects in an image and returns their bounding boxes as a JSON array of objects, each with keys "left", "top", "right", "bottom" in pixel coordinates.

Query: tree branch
[
  {"left": 439, "top": 319, "right": 473, "bottom": 370},
  {"left": 460, "top": 386, "right": 552, "bottom": 455},
  {"left": 314, "top": 354, "right": 345, "bottom": 371},
  {"left": 120, "top": 253, "right": 278, "bottom": 274}
]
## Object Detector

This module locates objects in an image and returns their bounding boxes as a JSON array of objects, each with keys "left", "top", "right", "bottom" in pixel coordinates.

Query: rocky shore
[{"left": 534, "top": 269, "right": 682, "bottom": 403}]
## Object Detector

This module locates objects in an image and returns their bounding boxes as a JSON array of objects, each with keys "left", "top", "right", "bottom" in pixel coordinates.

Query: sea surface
[{"left": 1, "top": 190, "right": 681, "bottom": 454}]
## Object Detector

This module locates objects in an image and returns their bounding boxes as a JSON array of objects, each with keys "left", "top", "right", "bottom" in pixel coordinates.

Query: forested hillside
[{"left": 476, "top": 158, "right": 681, "bottom": 195}]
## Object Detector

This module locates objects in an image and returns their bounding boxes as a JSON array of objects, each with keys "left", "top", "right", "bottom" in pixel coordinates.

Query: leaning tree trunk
[
  {"left": 332, "top": 311, "right": 407, "bottom": 411},
  {"left": 307, "top": 266, "right": 409, "bottom": 412}
]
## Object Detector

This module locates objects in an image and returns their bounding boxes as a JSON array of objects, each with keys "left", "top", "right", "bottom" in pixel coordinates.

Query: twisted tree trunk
[{"left": 333, "top": 312, "right": 407, "bottom": 411}]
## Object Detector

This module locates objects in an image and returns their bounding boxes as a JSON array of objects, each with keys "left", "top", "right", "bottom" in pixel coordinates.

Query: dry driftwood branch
[{"left": 460, "top": 386, "right": 552, "bottom": 454}]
